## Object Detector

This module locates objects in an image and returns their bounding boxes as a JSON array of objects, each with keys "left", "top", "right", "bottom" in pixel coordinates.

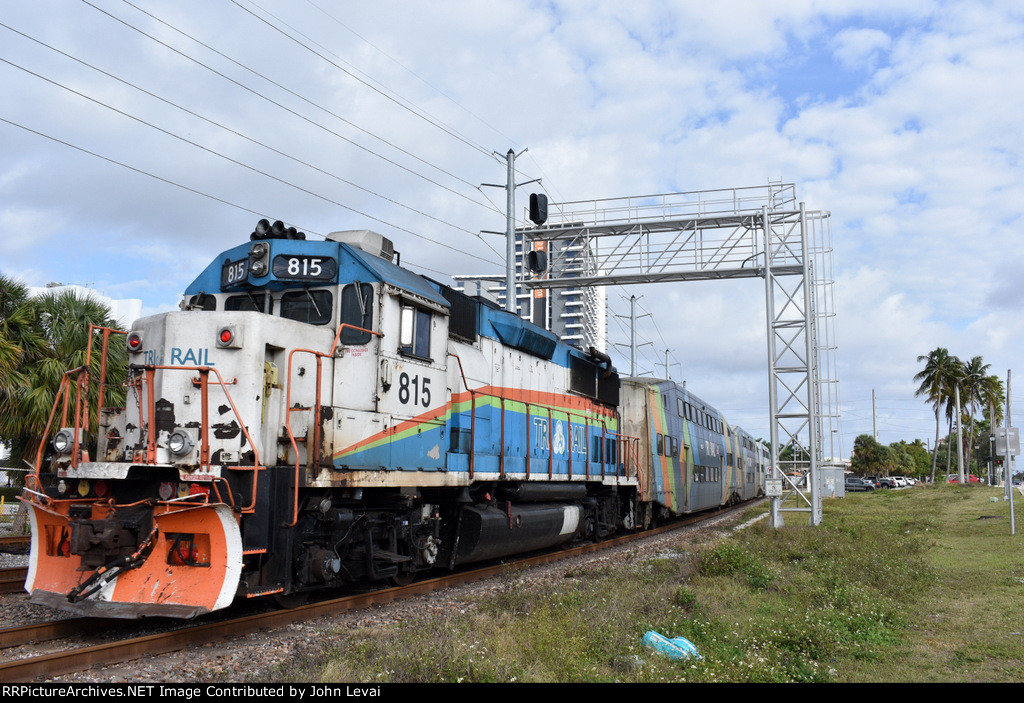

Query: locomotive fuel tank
[{"left": 450, "top": 502, "right": 582, "bottom": 565}]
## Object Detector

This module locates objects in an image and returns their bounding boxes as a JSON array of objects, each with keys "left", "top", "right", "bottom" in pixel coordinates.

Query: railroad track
[
  {"left": 0, "top": 535, "right": 30, "bottom": 551},
  {"left": 0, "top": 567, "right": 27, "bottom": 595},
  {"left": 0, "top": 501, "right": 758, "bottom": 682}
]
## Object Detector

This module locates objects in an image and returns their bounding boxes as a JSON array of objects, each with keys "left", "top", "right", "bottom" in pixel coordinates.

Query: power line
[
  {"left": 229, "top": 0, "right": 548, "bottom": 231},
  {"left": 0, "top": 115, "right": 269, "bottom": 221},
  {"left": 297, "top": 0, "right": 523, "bottom": 154},
  {"left": 81, "top": 0, "right": 500, "bottom": 214},
  {"left": 0, "top": 20, "right": 496, "bottom": 250},
  {"left": 234, "top": 0, "right": 499, "bottom": 160},
  {"left": 2, "top": 55, "right": 505, "bottom": 266}
]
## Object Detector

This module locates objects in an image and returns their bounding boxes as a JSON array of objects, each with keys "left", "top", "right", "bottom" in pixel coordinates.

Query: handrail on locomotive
[{"left": 25, "top": 324, "right": 259, "bottom": 515}]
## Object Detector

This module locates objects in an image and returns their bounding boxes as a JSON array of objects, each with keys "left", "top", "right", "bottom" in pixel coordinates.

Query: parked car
[
  {"left": 892, "top": 476, "right": 908, "bottom": 488},
  {"left": 948, "top": 475, "right": 981, "bottom": 483},
  {"left": 879, "top": 477, "right": 897, "bottom": 488},
  {"left": 863, "top": 476, "right": 881, "bottom": 489},
  {"left": 845, "top": 477, "right": 876, "bottom": 492}
]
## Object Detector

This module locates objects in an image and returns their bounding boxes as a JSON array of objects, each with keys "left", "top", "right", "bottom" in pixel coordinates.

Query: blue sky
[{"left": 3, "top": 0, "right": 1024, "bottom": 460}]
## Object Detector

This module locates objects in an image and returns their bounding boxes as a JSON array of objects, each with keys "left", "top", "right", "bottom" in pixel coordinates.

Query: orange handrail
[{"left": 285, "top": 323, "right": 382, "bottom": 527}]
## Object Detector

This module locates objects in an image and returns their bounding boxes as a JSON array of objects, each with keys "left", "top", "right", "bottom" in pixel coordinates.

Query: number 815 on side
[{"left": 398, "top": 373, "right": 431, "bottom": 407}]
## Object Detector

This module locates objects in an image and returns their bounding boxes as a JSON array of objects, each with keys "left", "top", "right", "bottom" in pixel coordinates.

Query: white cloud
[{"left": 832, "top": 28, "right": 892, "bottom": 70}]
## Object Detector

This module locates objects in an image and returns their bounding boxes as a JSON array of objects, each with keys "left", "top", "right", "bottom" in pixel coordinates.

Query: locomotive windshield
[
  {"left": 225, "top": 291, "right": 269, "bottom": 313},
  {"left": 280, "top": 289, "right": 332, "bottom": 325}
]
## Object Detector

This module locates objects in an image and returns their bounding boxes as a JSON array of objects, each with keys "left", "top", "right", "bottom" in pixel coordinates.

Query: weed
[{"left": 255, "top": 485, "right": 1024, "bottom": 683}]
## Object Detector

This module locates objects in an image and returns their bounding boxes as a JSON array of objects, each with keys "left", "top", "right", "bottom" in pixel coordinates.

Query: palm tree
[
  {"left": 980, "top": 374, "right": 1006, "bottom": 427},
  {"left": 0, "top": 284, "right": 126, "bottom": 467},
  {"left": 979, "top": 374, "right": 1006, "bottom": 479},
  {"left": 943, "top": 356, "right": 970, "bottom": 478},
  {"left": 959, "top": 356, "right": 992, "bottom": 475},
  {"left": 0, "top": 276, "right": 48, "bottom": 462},
  {"left": 915, "top": 347, "right": 960, "bottom": 482}
]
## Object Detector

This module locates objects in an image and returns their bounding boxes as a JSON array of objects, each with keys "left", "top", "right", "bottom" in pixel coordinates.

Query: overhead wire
[
  {"left": 0, "top": 19, "right": 497, "bottom": 249},
  {"left": 0, "top": 115, "right": 470, "bottom": 278},
  {"left": 297, "top": 0, "right": 525, "bottom": 156},
  {"left": 0, "top": 115, "right": 269, "bottom": 222},
  {"left": 228, "top": 1, "right": 550, "bottom": 259},
  {"left": 81, "top": 0, "right": 501, "bottom": 215},
  {"left": 231, "top": 0, "right": 548, "bottom": 241},
  {"left": 0, "top": 56, "right": 502, "bottom": 266},
  {"left": 232, "top": 0, "right": 498, "bottom": 161}
]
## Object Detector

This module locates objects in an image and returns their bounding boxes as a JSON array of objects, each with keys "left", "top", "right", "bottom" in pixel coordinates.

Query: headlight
[
  {"left": 52, "top": 428, "right": 75, "bottom": 454},
  {"left": 249, "top": 241, "right": 269, "bottom": 276},
  {"left": 168, "top": 429, "right": 194, "bottom": 456}
]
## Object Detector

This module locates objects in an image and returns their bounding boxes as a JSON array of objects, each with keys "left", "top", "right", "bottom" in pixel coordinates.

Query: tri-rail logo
[
  {"left": 137, "top": 348, "right": 215, "bottom": 366},
  {"left": 169, "top": 347, "right": 215, "bottom": 366},
  {"left": 530, "top": 417, "right": 589, "bottom": 454}
]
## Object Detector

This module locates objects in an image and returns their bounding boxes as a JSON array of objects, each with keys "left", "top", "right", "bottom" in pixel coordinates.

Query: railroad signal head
[
  {"left": 529, "top": 193, "right": 548, "bottom": 225},
  {"left": 216, "top": 325, "right": 242, "bottom": 349},
  {"left": 126, "top": 332, "right": 143, "bottom": 353}
]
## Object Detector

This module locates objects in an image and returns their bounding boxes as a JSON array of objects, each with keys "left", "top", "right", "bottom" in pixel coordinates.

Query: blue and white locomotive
[{"left": 23, "top": 220, "right": 766, "bottom": 618}]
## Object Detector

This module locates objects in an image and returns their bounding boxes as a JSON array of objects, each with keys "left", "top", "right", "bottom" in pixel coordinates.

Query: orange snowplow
[{"left": 24, "top": 496, "right": 242, "bottom": 619}]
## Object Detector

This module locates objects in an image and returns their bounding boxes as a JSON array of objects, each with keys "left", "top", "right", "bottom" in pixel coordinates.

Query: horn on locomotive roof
[
  {"left": 250, "top": 218, "right": 271, "bottom": 240},
  {"left": 250, "top": 219, "right": 305, "bottom": 241}
]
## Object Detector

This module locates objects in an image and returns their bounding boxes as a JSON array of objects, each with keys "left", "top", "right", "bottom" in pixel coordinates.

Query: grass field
[{"left": 258, "top": 484, "right": 1024, "bottom": 683}]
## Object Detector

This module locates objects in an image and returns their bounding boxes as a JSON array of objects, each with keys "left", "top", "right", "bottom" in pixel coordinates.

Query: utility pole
[
  {"left": 481, "top": 148, "right": 540, "bottom": 315},
  {"left": 611, "top": 295, "right": 651, "bottom": 377},
  {"left": 956, "top": 384, "right": 964, "bottom": 484},
  {"left": 1007, "top": 370, "right": 1015, "bottom": 534},
  {"left": 872, "top": 389, "right": 877, "bottom": 440},
  {"left": 504, "top": 149, "right": 516, "bottom": 313},
  {"left": 630, "top": 295, "right": 638, "bottom": 376}
]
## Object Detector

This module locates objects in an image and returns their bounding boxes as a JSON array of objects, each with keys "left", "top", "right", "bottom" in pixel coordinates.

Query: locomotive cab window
[
  {"left": 185, "top": 293, "right": 216, "bottom": 311},
  {"left": 280, "top": 289, "right": 332, "bottom": 326},
  {"left": 399, "top": 306, "right": 432, "bottom": 360},
  {"left": 340, "top": 283, "right": 373, "bottom": 344},
  {"left": 225, "top": 292, "right": 269, "bottom": 313}
]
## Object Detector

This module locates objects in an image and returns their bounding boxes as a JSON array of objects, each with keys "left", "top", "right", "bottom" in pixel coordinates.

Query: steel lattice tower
[{"left": 518, "top": 183, "right": 838, "bottom": 526}]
